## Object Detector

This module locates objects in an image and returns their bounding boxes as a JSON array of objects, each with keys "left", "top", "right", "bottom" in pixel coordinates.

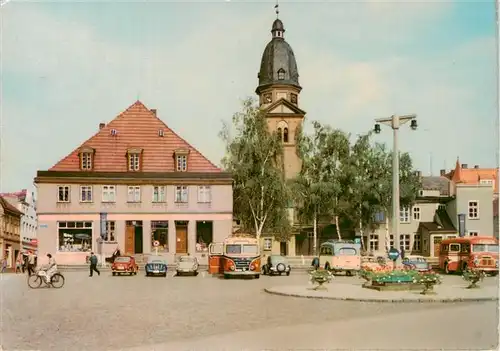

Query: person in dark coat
[{"left": 89, "top": 252, "right": 100, "bottom": 277}]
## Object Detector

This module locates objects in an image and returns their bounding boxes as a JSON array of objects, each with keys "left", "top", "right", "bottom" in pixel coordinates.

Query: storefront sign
[{"left": 458, "top": 213, "right": 466, "bottom": 237}]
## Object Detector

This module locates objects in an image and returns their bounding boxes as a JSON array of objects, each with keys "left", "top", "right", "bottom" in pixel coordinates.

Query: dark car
[
  {"left": 145, "top": 257, "right": 167, "bottom": 277},
  {"left": 111, "top": 256, "right": 139, "bottom": 276},
  {"left": 262, "top": 255, "right": 291, "bottom": 276},
  {"left": 402, "top": 255, "right": 431, "bottom": 272}
]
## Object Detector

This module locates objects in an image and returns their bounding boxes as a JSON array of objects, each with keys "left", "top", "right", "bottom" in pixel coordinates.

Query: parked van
[{"left": 319, "top": 239, "right": 361, "bottom": 276}]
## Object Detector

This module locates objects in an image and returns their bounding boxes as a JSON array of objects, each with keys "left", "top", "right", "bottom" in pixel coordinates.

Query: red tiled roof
[
  {"left": 49, "top": 101, "right": 221, "bottom": 173},
  {"left": 0, "top": 196, "right": 22, "bottom": 216},
  {"left": 0, "top": 189, "right": 27, "bottom": 202},
  {"left": 448, "top": 159, "right": 498, "bottom": 194}
]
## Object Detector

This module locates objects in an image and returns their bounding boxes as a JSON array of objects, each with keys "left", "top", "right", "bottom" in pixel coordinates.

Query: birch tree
[
  {"left": 220, "top": 98, "right": 290, "bottom": 239},
  {"left": 293, "top": 121, "right": 350, "bottom": 255}
]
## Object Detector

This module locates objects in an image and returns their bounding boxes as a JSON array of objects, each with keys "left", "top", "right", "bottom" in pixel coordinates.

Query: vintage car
[
  {"left": 402, "top": 255, "right": 431, "bottom": 272},
  {"left": 262, "top": 255, "right": 291, "bottom": 276},
  {"left": 176, "top": 255, "right": 199, "bottom": 276},
  {"left": 111, "top": 256, "right": 139, "bottom": 276},
  {"left": 145, "top": 256, "right": 167, "bottom": 277}
]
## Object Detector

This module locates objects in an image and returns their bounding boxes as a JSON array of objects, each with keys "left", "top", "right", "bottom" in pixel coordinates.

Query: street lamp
[{"left": 373, "top": 114, "right": 418, "bottom": 259}]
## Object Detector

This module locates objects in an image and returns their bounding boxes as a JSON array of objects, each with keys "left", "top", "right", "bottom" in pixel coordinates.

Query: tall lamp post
[{"left": 374, "top": 114, "right": 418, "bottom": 258}]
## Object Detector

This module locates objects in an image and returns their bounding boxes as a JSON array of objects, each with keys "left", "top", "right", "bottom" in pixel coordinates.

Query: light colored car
[
  {"left": 402, "top": 255, "right": 431, "bottom": 272},
  {"left": 262, "top": 255, "right": 291, "bottom": 276},
  {"left": 176, "top": 255, "right": 199, "bottom": 276}
]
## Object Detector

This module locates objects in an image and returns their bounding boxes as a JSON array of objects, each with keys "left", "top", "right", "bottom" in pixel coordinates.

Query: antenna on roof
[{"left": 274, "top": 0, "right": 279, "bottom": 18}]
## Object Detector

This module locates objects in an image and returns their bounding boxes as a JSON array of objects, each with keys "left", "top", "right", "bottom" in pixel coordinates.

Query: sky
[{"left": 0, "top": 0, "right": 498, "bottom": 192}]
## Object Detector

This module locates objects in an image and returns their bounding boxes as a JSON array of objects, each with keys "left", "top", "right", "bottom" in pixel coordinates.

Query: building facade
[
  {"left": 365, "top": 169, "right": 496, "bottom": 259},
  {"left": 0, "top": 196, "right": 22, "bottom": 268},
  {"left": 0, "top": 189, "right": 38, "bottom": 253},
  {"left": 35, "top": 101, "right": 233, "bottom": 265}
]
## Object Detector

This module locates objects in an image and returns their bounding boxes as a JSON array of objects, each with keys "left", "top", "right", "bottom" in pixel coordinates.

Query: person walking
[
  {"left": 27, "top": 251, "right": 36, "bottom": 276},
  {"left": 89, "top": 252, "right": 100, "bottom": 277}
]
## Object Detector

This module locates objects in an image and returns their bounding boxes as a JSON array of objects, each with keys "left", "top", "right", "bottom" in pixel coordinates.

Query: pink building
[{"left": 34, "top": 101, "right": 233, "bottom": 265}]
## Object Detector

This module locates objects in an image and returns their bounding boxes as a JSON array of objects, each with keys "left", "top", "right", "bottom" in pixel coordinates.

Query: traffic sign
[
  {"left": 153, "top": 240, "right": 160, "bottom": 247},
  {"left": 388, "top": 248, "right": 400, "bottom": 261}
]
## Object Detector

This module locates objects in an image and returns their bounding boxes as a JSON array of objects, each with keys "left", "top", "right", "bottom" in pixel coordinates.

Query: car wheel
[
  {"left": 194, "top": 271, "right": 198, "bottom": 276},
  {"left": 223, "top": 274, "right": 229, "bottom": 279},
  {"left": 112, "top": 272, "right": 116, "bottom": 276},
  {"left": 176, "top": 271, "right": 180, "bottom": 277},
  {"left": 146, "top": 272, "right": 149, "bottom": 277},
  {"left": 286, "top": 271, "right": 290, "bottom": 276},
  {"left": 279, "top": 272, "right": 282, "bottom": 276},
  {"left": 255, "top": 274, "right": 260, "bottom": 279},
  {"left": 346, "top": 271, "right": 352, "bottom": 277}
]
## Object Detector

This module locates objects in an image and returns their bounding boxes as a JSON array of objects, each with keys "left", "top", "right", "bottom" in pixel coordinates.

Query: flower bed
[{"left": 360, "top": 267, "right": 441, "bottom": 292}]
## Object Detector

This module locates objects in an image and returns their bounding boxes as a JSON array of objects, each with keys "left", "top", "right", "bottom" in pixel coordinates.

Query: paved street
[{"left": 1, "top": 271, "right": 498, "bottom": 350}]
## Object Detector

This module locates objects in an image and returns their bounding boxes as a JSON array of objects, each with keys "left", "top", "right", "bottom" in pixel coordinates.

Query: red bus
[{"left": 439, "top": 236, "right": 499, "bottom": 275}]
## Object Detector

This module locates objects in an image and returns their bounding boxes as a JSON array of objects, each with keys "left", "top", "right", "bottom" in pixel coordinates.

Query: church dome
[{"left": 256, "top": 19, "right": 301, "bottom": 93}]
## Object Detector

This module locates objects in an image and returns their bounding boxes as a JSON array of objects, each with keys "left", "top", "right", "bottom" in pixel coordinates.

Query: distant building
[
  {"left": 0, "top": 189, "right": 38, "bottom": 253},
  {"left": 364, "top": 168, "right": 495, "bottom": 259},
  {"left": 34, "top": 101, "right": 233, "bottom": 265},
  {"left": 0, "top": 196, "right": 22, "bottom": 268}
]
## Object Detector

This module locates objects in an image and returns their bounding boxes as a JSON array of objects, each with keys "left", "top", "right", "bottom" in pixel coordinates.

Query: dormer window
[
  {"left": 79, "top": 146, "right": 95, "bottom": 171},
  {"left": 127, "top": 148, "right": 143, "bottom": 171},
  {"left": 277, "top": 69, "right": 285, "bottom": 80},
  {"left": 175, "top": 149, "right": 189, "bottom": 172}
]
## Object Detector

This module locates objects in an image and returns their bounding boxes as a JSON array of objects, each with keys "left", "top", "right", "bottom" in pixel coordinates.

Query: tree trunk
[
  {"left": 335, "top": 215, "right": 342, "bottom": 240},
  {"left": 313, "top": 209, "right": 318, "bottom": 256},
  {"left": 359, "top": 219, "right": 365, "bottom": 251}
]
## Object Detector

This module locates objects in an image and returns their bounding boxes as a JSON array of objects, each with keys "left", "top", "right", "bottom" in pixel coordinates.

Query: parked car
[
  {"left": 145, "top": 256, "right": 167, "bottom": 277},
  {"left": 176, "top": 255, "right": 198, "bottom": 276},
  {"left": 262, "top": 255, "right": 291, "bottom": 276},
  {"left": 111, "top": 256, "right": 139, "bottom": 276},
  {"left": 402, "top": 255, "right": 431, "bottom": 272}
]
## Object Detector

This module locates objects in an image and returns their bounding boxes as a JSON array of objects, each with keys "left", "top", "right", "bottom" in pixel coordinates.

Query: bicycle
[{"left": 27, "top": 269, "right": 65, "bottom": 289}]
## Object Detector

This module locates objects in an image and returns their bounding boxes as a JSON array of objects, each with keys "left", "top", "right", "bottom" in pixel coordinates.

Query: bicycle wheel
[
  {"left": 27, "top": 275, "right": 42, "bottom": 289},
  {"left": 50, "top": 273, "right": 65, "bottom": 289}
]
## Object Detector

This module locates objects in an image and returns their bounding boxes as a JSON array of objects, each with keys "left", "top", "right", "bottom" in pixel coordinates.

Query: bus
[
  {"left": 439, "top": 236, "right": 499, "bottom": 275},
  {"left": 208, "top": 234, "right": 261, "bottom": 279},
  {"left": 319, "top": 239, "right": 361, "bottom": 276}
]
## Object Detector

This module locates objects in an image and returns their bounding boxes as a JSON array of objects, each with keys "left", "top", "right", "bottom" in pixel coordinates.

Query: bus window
[
  {"left": 441, "top": 244, "right": 449, "bottom": 253},
  {"left": 472, "top": 244, "right": 499, "bottom": 253},
  {"left": 461, "top": 243, "right": 471, "bottom": 253},
  {"left": 320, "top": 246, "right": 333, "bottom": 255},
  {"left": 337, "top": 247, "right": 357, "bottom": 256},
  {"left": 226, "top": 244, "right": 241, "bottom": 254},
  {"left": 449, "top": 243, "right": 460, "bottom": 252}
]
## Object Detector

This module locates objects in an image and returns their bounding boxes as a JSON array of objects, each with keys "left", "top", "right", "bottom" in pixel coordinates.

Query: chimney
[
  {"left": 99, "top": 123, "right": 105, "bottom": 130},
  {"left": 151, "top": 109, "right": 157, "bottom": 116},
  {"left": 440, "top": 169, "right": 446, "bottom": 176},
  {"left": 461, "top": 164, "right": 468, "bottom": 169},
  {"left": 474, "top": 165, "right": 479, "bottom": 169}
]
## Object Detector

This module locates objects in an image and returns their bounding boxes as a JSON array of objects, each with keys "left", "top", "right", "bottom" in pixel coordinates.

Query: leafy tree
[
  {"left": 220, "top": 98, "right": 290, "bottom": 239},
  {"left": 292, "top": 121, "right": 350, "bottom": 255},
  {"left": 341, "top": 136, "right": 421, "bottom": 252}
]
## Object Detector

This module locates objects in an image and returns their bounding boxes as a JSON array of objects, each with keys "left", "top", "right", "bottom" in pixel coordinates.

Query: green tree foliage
[
  {"left": 220, "top": 98, "right": 290, "bottom": 239},
  {"left": 292, "top": 121, "right": 350, "bottom": 254}
]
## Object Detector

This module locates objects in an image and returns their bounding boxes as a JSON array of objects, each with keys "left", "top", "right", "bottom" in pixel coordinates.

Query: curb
[{"left": 263, "top": 288, "right": 499, "bottom": 303}]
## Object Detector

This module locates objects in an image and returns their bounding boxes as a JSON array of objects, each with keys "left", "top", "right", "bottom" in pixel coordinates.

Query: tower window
[
  {"left": 290, "top": 93, "right": 298, "bottom": 104},
  {"left": 277, "top": 128, "right": 282, "bottom": 141},
  {"left": 283, "top": 128, "right": 289, "bottom": 143},
  {"left": 277, "top": 69, "right": 285, "bottom": 80}
]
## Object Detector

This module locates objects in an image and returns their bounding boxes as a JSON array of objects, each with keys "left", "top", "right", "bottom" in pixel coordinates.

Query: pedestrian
[
  {"left": 27, "top": 251, "right": 35, "bottom": 276},
  {"left": 1, "top": 257, "right": 7, "bottom": 273},
  {"left": 89, "top": 252, "right": 100, "bottom": 277},
  {"left": 15, "top": 253, "right": 23, "bottom": 274}
]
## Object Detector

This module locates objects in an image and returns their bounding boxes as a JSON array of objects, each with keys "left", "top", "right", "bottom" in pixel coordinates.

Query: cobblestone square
[{"left": 1, "top": 271, "right": 498, "bottom": 350}]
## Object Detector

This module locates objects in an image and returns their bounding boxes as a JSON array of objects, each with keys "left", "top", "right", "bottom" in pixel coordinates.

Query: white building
[{"left": 0, "top": 189, "right": 38, "bottom": 252}]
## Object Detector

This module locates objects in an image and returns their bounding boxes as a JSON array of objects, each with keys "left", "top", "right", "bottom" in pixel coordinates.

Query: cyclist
[{"left": 44, "top": 253, "right": 58, "bottom": 283}]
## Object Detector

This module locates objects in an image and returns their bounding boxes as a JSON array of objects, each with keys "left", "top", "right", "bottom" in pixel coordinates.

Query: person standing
[
  {"left": 27, "top": 251, "right": 36, "bottom": 276},
  {"left": 89, "top": 252, "right": 100, "bottom": 277}
]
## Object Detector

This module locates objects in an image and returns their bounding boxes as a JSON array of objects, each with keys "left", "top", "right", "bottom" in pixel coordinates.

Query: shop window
[
  {"left": 196, "top": 221, "right": 213, "bottom": 252},
  {"left": 151, "top": 221, "right": 169, "bottom": 252}
]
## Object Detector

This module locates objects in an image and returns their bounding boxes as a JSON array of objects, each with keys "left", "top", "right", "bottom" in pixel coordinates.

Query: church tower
[{"left": 256, "top": 14, "right": 305, "bottom": 180}]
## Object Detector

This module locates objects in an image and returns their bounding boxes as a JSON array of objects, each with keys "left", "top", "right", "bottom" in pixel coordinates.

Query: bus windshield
[
  {"left": 472, "top": 244, "right": 499, "bottom": 253},
  {"left": 225, "top": 244, "right": 258, "bottom": 255}
]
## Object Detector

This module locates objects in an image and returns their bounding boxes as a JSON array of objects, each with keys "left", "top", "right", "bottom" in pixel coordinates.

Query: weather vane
[{"left": 274, "top": 0, "right": 279, "bottom": 18}]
